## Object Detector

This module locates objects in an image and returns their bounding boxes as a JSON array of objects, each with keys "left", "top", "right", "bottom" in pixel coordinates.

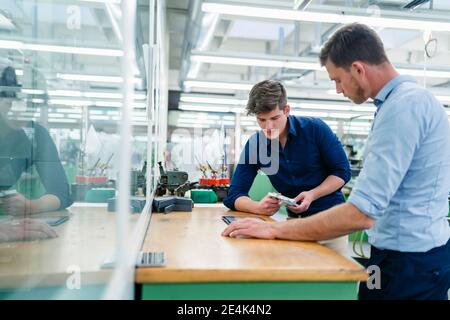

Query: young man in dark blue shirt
[{"left": 223, "top": 80, "right": 351, "bottom": 254}]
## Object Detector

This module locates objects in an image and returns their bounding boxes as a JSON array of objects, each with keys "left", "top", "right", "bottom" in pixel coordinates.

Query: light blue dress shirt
[{"left": 348, "top": 75, "right": 450, "bottom": 252}]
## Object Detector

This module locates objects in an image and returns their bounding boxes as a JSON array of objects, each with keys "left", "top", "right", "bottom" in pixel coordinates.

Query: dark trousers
[{"left": 358, "top": 239, "right": 450, "bottom": 300}]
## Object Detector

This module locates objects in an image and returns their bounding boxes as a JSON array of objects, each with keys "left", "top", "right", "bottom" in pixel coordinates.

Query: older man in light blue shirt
[
  {"left": 222, "top": 23, "right": 450, "bottom": 300},
  {"left": 348, "top": 74, "right": 450, "bottom": 253}
]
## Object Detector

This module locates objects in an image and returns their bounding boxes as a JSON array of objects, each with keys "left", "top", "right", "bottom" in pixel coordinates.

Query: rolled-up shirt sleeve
[
  {"left": 347, "top": 99, "right": 423, "bottom": 220},
  {"left": 223, "top": 138, "right": 259, "bottom": 211},
  {"left": 316, "top": 119, "right": 351, "bottom": 184}
]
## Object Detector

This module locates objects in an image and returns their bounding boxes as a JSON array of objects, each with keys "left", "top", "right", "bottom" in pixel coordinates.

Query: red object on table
[{"left": 75, "top": 176, "right": 108, "bottom": 184}]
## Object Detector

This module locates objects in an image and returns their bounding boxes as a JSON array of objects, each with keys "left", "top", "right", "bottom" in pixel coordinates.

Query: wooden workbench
[
  {"left": 0, "top": 205, "right": 138, "bottom": 299},
  {"left": 136, "top": 206, "right": 368, "bottom": 300}
]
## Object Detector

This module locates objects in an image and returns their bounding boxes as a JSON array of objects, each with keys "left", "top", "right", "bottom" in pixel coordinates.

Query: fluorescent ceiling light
[
  {"left": 176, "top": 123, "right": 212, "bottom": 129},
  {"left": 184, "top": 80, "right": 253, "bottom": 91},
  {"left": 48, "top": 90, "right": 82, "bottom": 97},
  {"left": 78, "top": 0, "right": 121, "bottom": 3},
  {"left": 95, "top": 101, "right": 122, "bottom": 108},
  {"left": 54, "top": 108, "right": 83, "bottom": 114},
  {"left": 179, "top": 104, "right": 233, "bottom": 113},
  {"left": 49, "top": 99, "right": 91, "bottom": 107},
  {"left": 291, "top": 109, "right": 371, "bottom": 119},
  {"left": 84, "top": 92, "right": 122, "bottom": 99},
  {"left": 0, "top": 40, "right": 22, "bottom": 49},
  {"left": 22, "top": 89, "right": 45, "bottom": 95},
  {"left": 180, "top": 95, "right": 246, "bottom": 105},
  {"left": 202, "top": 3, "right": 450, "bottom": 32},
  {"left": 291, "top": 110, "right": 329, "bottom": 117},
  {"left": 27, "top": 44, "right": 123, "bottom": 56},
  {"left": 49, "top": 98, "right": 145, "bottom": 109},
  {"left": 90, "top": 115, "right": 110, "bottom": 120},
  {"left": 295, "top": 103, "right": 352, "bottom": 111},
  {"left": 285, "top": 61, "right": 323, "bottom": 70},
  {"left": 400, "top": 68, "right": 450, "bottom": 79},
  {"left": 67, "top": 114, "right": 83, "bottom": 119},
  {"left": 28, "top": 88, "right": 146, "bottom": 100},
  {"left": 191, "top": 54, "right": 322, "bottom": 71},
  {"left": 57, "top": 73, "right": 140, "bottom": 84},
  {"left": 49, "top": 113, "right": 65, "bottom": 118},
  {"left": 0, "top": 40, "right": 123, "bottom": 57},
  {"left": 191, "top": 55, "right": 284, "bottom": 68},
  {"left": 293, "top": 102, "right": 376, "bottom": 113},
  {"left": 48, "top": 118, "right": 77, "bottom": 123},
  {"left": 57, "top": 73, "right": 121, "bottom": 83}
]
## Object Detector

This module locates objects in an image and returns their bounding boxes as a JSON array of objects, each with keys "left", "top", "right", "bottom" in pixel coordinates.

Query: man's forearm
[
  {"left": 272, "top": 202, "right": 374, "bottom": 241},
  {"left": 28, "top": 194, "right": 61, "bottom": 214},
  {"left": 234, "top": 196, "right": 259, "bottom": 214},
  {"left": 309, "top": 175, "right": 345, "bottom": 200}
]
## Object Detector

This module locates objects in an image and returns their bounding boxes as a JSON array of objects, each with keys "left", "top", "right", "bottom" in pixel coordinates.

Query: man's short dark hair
[
  {"left": 246, "top": 80, "right": 287, "bottom": 115},
  {"left": 319, "top": 23, "right": 389, "bottom": 69}
]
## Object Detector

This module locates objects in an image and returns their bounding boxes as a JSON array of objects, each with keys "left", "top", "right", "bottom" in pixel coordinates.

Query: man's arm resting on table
[
  {"left": 234, "top": 195, "right": 280, "bottom": 216},
  {"left": 223, "top": 202, "right": 374, "bottom": 240},
  {"left": 28, "top": 194, "right": 61, "bottom": 214},
  {"left": 235, "top": 196, "right": 259, "bottom": 214}
]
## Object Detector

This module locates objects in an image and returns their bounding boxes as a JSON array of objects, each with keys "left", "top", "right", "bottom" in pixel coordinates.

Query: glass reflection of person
[
  {"left": 0, "top": 218, "right": 58, "bottom": 242},
  {"left": 0, "top": 65, "right": 73, "bottom": 216}
]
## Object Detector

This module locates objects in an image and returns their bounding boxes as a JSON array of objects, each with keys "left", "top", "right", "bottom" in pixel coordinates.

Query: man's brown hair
[
  {"left": 246, "top": 80, "right": 287, "bottom": 115},
  {"left": 319, "top": 23, "right": 389, "bottom": 69}
]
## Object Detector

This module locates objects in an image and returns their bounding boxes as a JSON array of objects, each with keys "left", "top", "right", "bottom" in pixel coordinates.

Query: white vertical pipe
[
  {"left": 149, "top": 0, "right": 158, "bottom": 191},
  {"left": 145, "top": 44, "right": 154, "bottom": 203},
  {"left": 117, "top": 0, "right": 135, "bottom": 269},
  {"left": 103, "top": 0, "right": 136, "bottom": 300}
]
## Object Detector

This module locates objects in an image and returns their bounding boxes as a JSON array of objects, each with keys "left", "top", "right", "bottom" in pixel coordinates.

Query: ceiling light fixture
[
  {"left": 184, "top": 80, "right": 253, "bottom": 91},
  {"left": 57, "top": 73, "right": 141, "bottom": 84},
  {"left": 0, "top": 39, "right": 122, "bottom": 57},
  {"left": 202, "top": 2, "right": 450, "bottom": 32},
  {"left": 191, "top": 53, "right": 322, "bottom": 71}
]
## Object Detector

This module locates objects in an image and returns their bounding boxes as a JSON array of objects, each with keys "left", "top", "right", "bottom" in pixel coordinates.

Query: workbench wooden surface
[
  {"left": 0, "top": 205, "right": 138, "bottom": 289},
  {"left": 136, "top": 206, "right": 368, "bottom": 284}
]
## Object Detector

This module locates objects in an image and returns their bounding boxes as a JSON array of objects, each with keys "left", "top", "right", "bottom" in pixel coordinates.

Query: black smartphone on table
[{"left": 222, "top": 215, "right": 264, "bottom": 225}]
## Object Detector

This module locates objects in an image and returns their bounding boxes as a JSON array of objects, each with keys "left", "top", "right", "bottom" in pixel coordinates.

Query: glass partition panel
[{"left": 0, "top": 0, "right": 147, "bottom": 300}]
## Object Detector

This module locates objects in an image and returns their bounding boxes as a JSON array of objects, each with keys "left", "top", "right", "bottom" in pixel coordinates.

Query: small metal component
[{"left": 268, "top": 192, "right": 298, "bottom": 207}]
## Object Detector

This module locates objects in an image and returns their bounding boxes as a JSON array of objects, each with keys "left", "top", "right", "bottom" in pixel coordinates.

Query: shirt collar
[
  {"left": 373, "top": 75, "right": 416, "bottom": 108},
  {"left": 287, "top": 115, "right": 298, "bottom": 137}
]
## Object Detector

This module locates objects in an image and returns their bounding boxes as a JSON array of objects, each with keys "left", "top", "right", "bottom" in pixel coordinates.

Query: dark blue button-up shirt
[
  {"left": 0, "top": 121, "right": 73, "bottom": 210},
  {"left": 224, "top": 115, "right": 351, "bottom": 216}
]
